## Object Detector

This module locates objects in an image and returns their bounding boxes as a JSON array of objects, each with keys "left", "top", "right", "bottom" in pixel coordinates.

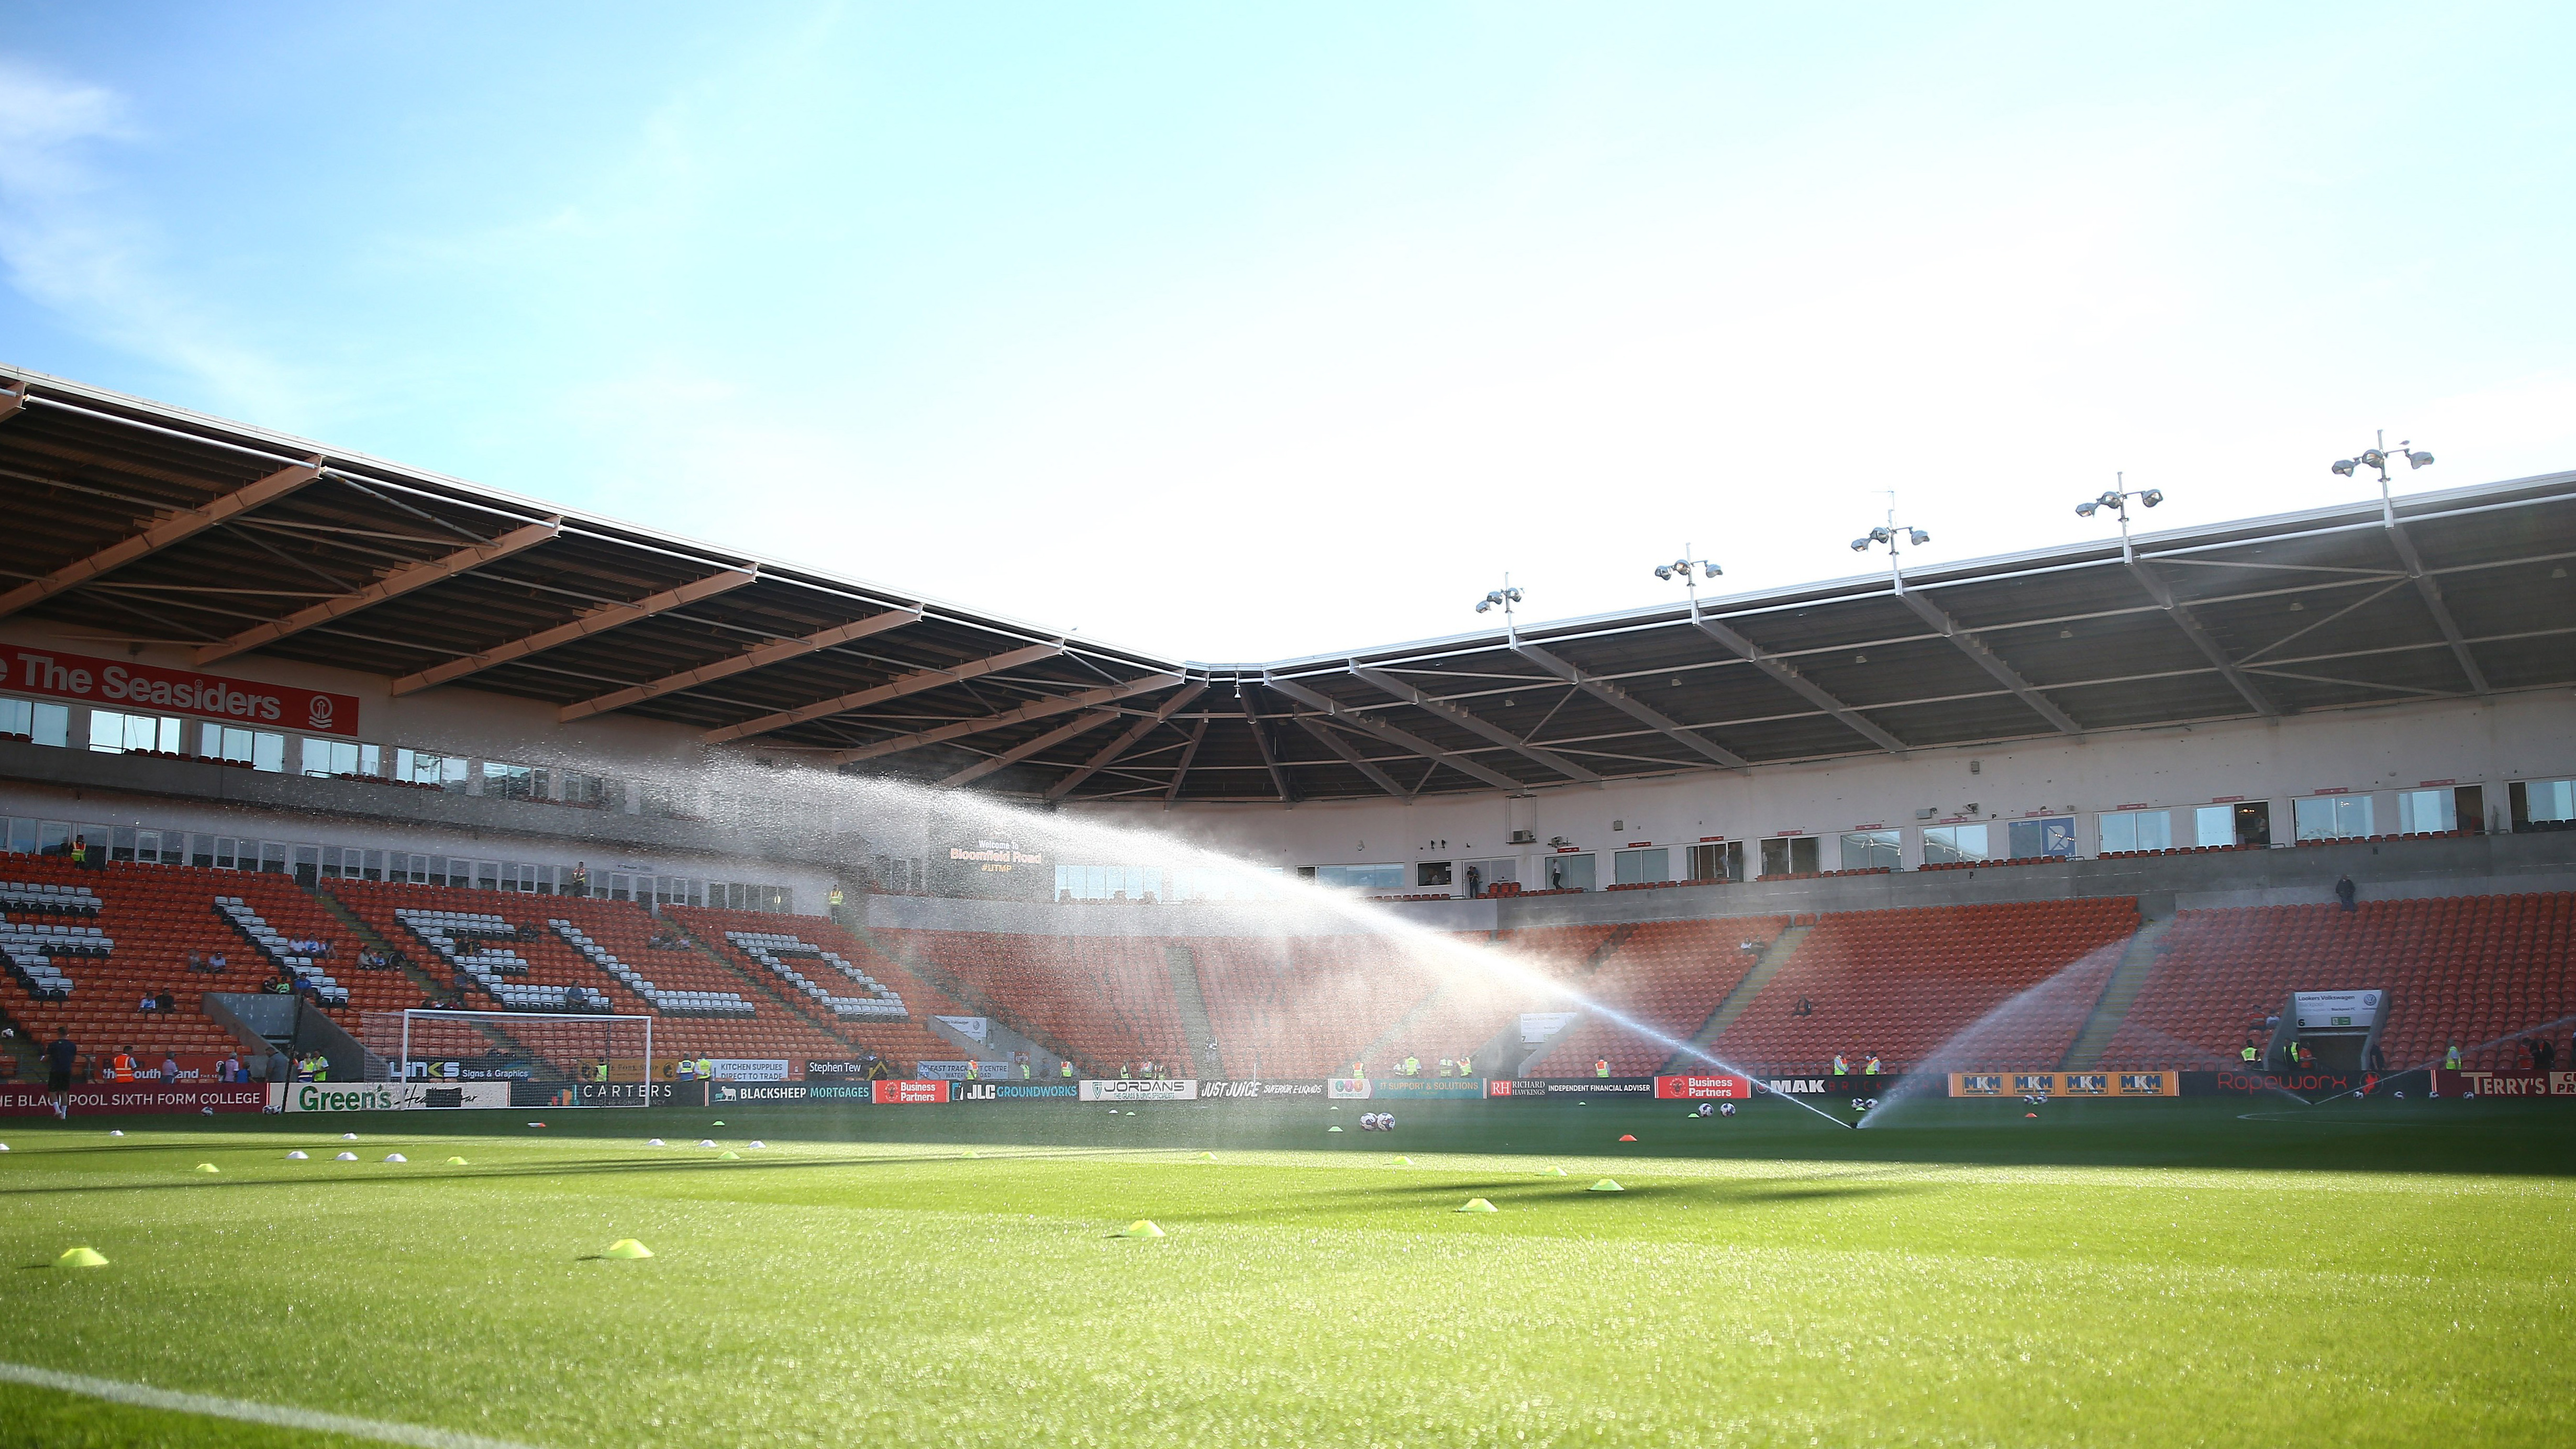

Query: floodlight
[
  {"left": 1907, "top": 528, "right": 1930, "bottom": 546},
  {"left": 2359, "top": 449, "right": 2387, "bottom": 471},
  {"left": 2141, "top": 489, "right": 2163, "bottom": 507},
  {"left": 2406, "top": 450, "right": 2434, "bottom": 469},
  {"left": 2331, "top": 459, "right": 2358, "bottom": 477},
  {"left": 1850, "top": 538, "right": 1871, "bottom": 552},
  {"left": 1653, "top": 564, "right": 1673, "bottom": 580},
  {"left": 1702, "top": 562, "right": 1722, "bottom": 578},
  {"left": 1506, "top": 588, "right": 1523, "bottom": 603},
  {"left": 1870, "top": 527, "right": 1892, "bottom": 544},
  {"left": 2075, "top": 501, "right": 2097, "bottom": 517},
  {"left": 1474, "top": 599, "right": 1492, "bottom": 613}
]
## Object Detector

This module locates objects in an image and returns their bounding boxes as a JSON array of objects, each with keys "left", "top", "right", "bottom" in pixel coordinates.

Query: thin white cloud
[{"left": 0, "top": 60, "right": 302, "bottom": 416}]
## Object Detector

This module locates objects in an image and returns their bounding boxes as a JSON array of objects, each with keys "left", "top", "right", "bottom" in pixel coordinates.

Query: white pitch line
[{"left": 0, "top": 1361, "right": 543, "bottom": 1449}]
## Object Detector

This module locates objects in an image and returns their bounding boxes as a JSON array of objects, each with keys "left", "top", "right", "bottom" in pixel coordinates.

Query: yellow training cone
[
  {"left": 1199, "top": 1152, "right": 1216, "bottom": 1160},
  {"left": 719, "top": 1151, "right": 740, "bottom": 1160},
  {"left": 1120, "top": 1220, "right": 1166, "bottom": 1238},
  {"left": 1326, "top": 1125, "right": 1342, "bottom": 1132},
  {"left": 445, "top": 1157, "right": 469, "bottom": 1166},
  {"left": 1392, "top": 1156, "right": 1413, "bottom": 1166},
  {"left": 1545, "top": 1166, "right": 1569, "bottom": 1176},
  {"left": 193, "top": 1163, "right": 220, "bottom": 1175},
  {"left": 1457, "top": 1198, "right": 1500, "bottom": 1213},
  {"left": 1589, "top": 1178, "right": 1625, "bottom": 1192},
  {"left": 603, "top": 1239, "right": 653, "bottom": 1259},
  {"left": 55, "top": 1246, "right": 108, "bottom": 1268}
]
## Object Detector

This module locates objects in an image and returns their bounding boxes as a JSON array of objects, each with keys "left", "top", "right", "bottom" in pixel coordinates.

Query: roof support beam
[
  {"left": 828, "top": 673, "right": 1187, "bottom": 765},
  {"left": 2117, "top": 561, "right": 2279, "bottom": 717},
  {"left": 1045, "top": 682, "right": 1207, "bottom": 801},
  {"left": 1892, "top": 590, "right": 2085, "bottom": 734},
  {"left": 1507, "top": 641, "right": 1752, "bottom": 772},
  {"left": 1346, "top": 664, "right": 1602, "bottom": 783},
  {"left": 1240, "top": 692, "right": 1298, "bottom": 804},
  {"left": 1685, "top": 615, "right": 1908, "bottom": 755},
  {"left": 193, "top": 517, "right": 563, "bottom": 665},
  {"left": 701, "top": 641, "right": 1063, "bottom": 743},
  {"left": 1260, "top": 674, "right": 1527, "bottom": 793},
  {"left": 0, "top": 381, "right": 25, "bottom": 423},
  {"left": 392, "top": 567, "right": 758, "bottom": 695},
  {"left": 1162, "top": 717, "right": 1211, "bottom": 809},
  {"left": 1292, "top": 715, "right": 1408, "bottom": 796},
  {"left": 2380, "top": 512, "right": 2492, "bottom": 696},
  {"left": 938, "top": 710, "right": 1121, "bottom": 788},
  {"left": 0, "top": 454, "right": 324, "bottom": 621},
  {"left": 562, "top": 604, "right": 927, "bottom": 722}
]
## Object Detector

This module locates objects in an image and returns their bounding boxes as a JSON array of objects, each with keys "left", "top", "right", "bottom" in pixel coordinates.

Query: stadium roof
[{"left": 5, "top": 363, "right": 2574, "bottom": 806}]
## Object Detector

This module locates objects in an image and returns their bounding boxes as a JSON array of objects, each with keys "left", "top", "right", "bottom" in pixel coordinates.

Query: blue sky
[{"left": 4, "top": 3, "right": 2571, "bottom": 662}]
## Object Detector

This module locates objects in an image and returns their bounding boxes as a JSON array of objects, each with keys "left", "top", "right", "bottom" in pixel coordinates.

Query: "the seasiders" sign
[{"left": 1, "top": 647, "right": 362, "bottom": 738}]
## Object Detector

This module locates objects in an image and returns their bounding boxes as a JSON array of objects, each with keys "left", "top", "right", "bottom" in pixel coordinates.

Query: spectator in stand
[
  {"left": 186, "top": 951, "right": 208, "bottom": 975},
  {"left": 208, "top": 951, "right": 226, "bottom": 974},
  {"left": 137, "top": 990, "right": 159, "bottom": 1012},
  {"left": 44, "top": 1029, "right": 76, "bottom": 1119},
  {"left": 1792, "top": 997, "right": 1815, "bottom": 1017},
  {"left": 2334, "top": 874, "right": 2358, "bottom": 912},
  {"left": 154, "top": 987, "right": 175, "bottom": 1014},
  {"left": 568, "top": 862, "right": 590, "bottom": 898}
]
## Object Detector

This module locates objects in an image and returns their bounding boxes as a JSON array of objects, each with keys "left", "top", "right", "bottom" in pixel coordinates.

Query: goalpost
[{"left": 360, "top": 1009, "right": 654, "bottom": 1087}]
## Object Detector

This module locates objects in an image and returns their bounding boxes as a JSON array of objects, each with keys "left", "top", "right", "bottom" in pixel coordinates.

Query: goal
[{"left": 360, "top": 1008, "right": 654, "bottom": 1086}]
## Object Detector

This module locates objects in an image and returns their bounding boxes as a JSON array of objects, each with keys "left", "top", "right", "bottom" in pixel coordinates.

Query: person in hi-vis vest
[
  {"left": 1059, "top": 1058, "right": 1074, "bottom": 1078},
  {"left": 965, "top": 1058, "right": 980, "bottom": 1080},
  {"left": 1594, "top": 1058, "right": 1609, "bottom": 1078}
]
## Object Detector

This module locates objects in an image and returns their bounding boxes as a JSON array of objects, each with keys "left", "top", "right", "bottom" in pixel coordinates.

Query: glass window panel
[
  {"left": 2193, "top": 806, "right": 2235, "bottom": 847},
  {"left": 1836, "top": 831, "right": 1900, "bottom": 871},
  {"left": 1612, "top": 848, "right": 1667, "bottom": 885},
  {"left": 2006, "top": 817, "right": 2078, "bottom": 859},
  {"left": 0, "top": 697, "right": 28, "bottom": 735},
  {"left": 1923, "top": 824, "right": 1992, "bottom": 864},
  {"left": 1542, "top": 853, "right": 1596, "bottom": 890},
  {"left": 31, "top": 702, "right": 67, "bottom": 748}
]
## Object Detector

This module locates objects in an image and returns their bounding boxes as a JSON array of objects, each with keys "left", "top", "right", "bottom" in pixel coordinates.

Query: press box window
[
  {"left": 88, "top": 710, "right": 183, "bottom": 754},
  {"left": 1688, "top": 841, "right": 1745, "bottom": 883},
  {"left": 2098, "top": 810, "right": 2173, "bottom": 854},
  {"left": 1922, "top": 824, "right": 1992, "bottom": 865},
  {"left": 1612, "top": 848, "right": 1667, "bottom": 885},
  {"left": 2510, "top": 779, "right": 2576, "bottom": 831},
  {"left": 0, "top": 697, "right": 70, "bottom": 747},
  {"left": 1416, "top": 861, "right": 1453, "bottom": 888},
  {"left": 199, "top": 723, "right": 286, "bottom": 772},
  {"left": 2005, "top": 817, "right": 2077, "bottom": 859},
  {"left": 1312, "top": 863, "right": 1404, "bottom": 891},
  {"left": 482, "top": 761, "right": 542, "bottom": 801},
  {"left": 1759, "top": 837, "right": 1819, "bottom": 876},
  {"left": 2194, "top": 802, "right": 2270, "bottom": 847},
  {"left": 1542, "top": 854, "right": 1595, "bottom": 891},
  {"left": 1837, "top": 831, "right": 1900, "bottom": 871},
  {"left": 303, "top": 739, "right": 385, "bottom": 777},
  {"left": 2293, "top": 795, "right": 2373, "bottom": 842},
  {"left": 395, "top": 749, "right": 469, "bottom": 789}
]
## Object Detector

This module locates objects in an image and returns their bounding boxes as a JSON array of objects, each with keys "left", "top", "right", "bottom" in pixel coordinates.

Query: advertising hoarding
[
  {"left": 1078, "top": 1078, "right": 1198, "bottom": 1102},
  {"left": 280, "top": 1082, "right": 509, "bottom": 1112},
  {"left": 1654, "top": 1074, "right": 1753, "bottom": 1099},
  {"left": 1947, "top": 1071, "right": 2177, "bottom": 1098},
  {"left": 0, "top": 1083, "right": 268, "bottom": 1116},
  {"left": 0, "top": 646, "right": 363, "bottom": 738},
  {"left": 873, "top": 1079, "right": 951, "bottom": 1105}
]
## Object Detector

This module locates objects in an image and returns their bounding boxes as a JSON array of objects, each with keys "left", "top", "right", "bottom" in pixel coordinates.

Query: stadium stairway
[
  {"left": 1163, "top": 945, "right": 1220, "bottom": 1078},
  {"left": 1658, "top": 921, "right": 1813, "bottom": 1074},
  {"left": 302, "top": 885, "right": 461, "bottom": 1005},
  {"left": 661, "top": 917, "right": 868, "bottom": 1049},
  {"left": 2058, "top": 915, "right": 2175, "bottom": 1070}
]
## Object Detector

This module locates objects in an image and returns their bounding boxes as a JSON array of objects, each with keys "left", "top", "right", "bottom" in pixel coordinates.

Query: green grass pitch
[{"left": 2, "top": 1094, "right": 2571, "bottom": 1447}]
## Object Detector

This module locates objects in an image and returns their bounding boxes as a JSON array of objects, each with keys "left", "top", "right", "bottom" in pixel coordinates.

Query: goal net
[{"left": 360, "top": 1009, "right": 654, "bottom": 1086}]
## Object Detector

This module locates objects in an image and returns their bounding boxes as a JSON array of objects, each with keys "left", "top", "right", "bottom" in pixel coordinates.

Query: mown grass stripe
[{"left": 0, "top": 1362, "right": 541, "bottom": 1449}]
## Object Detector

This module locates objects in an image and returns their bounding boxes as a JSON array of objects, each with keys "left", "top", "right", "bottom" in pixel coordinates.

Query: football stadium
[
  {"left": 2, "top": 365, "right": 2573, "bottom": 1445},
  {"left": 6, "top": 12, "right": 2576, "bottom": 1447}
]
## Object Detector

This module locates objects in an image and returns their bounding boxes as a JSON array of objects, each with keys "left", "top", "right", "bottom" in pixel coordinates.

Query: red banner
[
  {"left": 0, "top": 647, "right": 361, "bottom": 738},
  {"left": 2434, "top": 1069, "right": 2576, "bottom": 1098},
  {"left": 872, "top": 1078, "right": 950, "bottom": 1105},
  {"left": 1655, "top": 1074, "right": 1753, "bottom": 1099},
  {"left": 0, "top": 1083, "right": 269, "bottom": 1116}
]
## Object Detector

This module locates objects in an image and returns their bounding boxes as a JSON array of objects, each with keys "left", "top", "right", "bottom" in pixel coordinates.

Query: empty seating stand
[
  {"left": 670, "top": 905, "right": 968, "bottom": 1069},
  {"left": 0, "top": 856, "right": 417, "bottom": 1070},
  {"left": 326, "top": 882, "right": 867, "bottom": 1067},
  {"left": 1713, "top": 898, "right": 2140, "bottom": 1075},
  {"left": 1530, "top": 916, "right": 1794, "bottom": 1077},
  {"left": 2101, "top": 894, "right": 2576, "bottom": 1072},
  {"left": 881, "top": 929, "right": 1190, "bottom": 1075}
]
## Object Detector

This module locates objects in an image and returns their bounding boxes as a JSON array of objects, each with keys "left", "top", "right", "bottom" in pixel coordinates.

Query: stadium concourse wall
[{"left": 1071, "top": 686, "right": 2576, "bottom": 899}]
